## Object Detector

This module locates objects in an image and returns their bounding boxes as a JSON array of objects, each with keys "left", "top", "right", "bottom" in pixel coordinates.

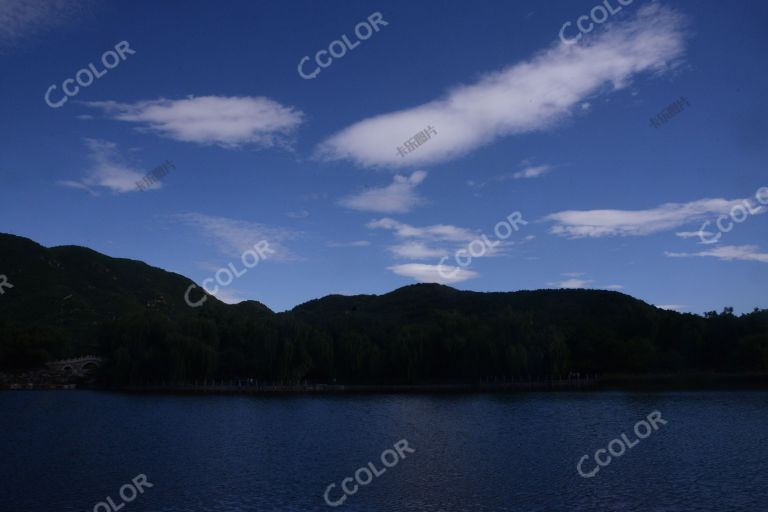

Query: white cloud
[
  {"left": 545, "top": 197, "right": 760, "bottom": 238},
  {"left": 388, "top": 263, "right": 478, "bottom": 285},
  {"left": 339, "top": 171, "right": 427, "bottom": 213},
  {"left": 548, "top": 278, "right": 594, "bottom": 289},
  {"left": 388, "top": 242, "right": 448, "bottom": 259},
  {"left": 173, "top": 212, "right": 298, "bottom": 261},
  {"left": 327, "top": 240, "right": 371, "bottom": 248},
  {"left": 547, "top": 273, "right": 621, "bottom": 289},
  {"left": 368, "top": 217, "right": 477, "bottom": 242},
  {"left": 370, "top": 216, "right": 514, "bottom": 266},
  {"left": 286, "top": 210, "right": 310, "bottom": 219},
  {"left": 316, "top": 4, "right": 686, "bottom": 168},
  {"left": 372, "top": 217, "right": 517, "bottom": 282},
  {"left": 0, "top": 0, "right": 84, "bottom": 51},
  {"left": 59, "top": 139, "right": 151, "bottom": 195},
  {"left": 513, "top": 164, "right": 552, "bottom": 179},
  {"left": 85, "top": 96, "right": 303, "bottom": 149},
  {"left": 665, "top": 245, "right": 768, "bottom": 264}
]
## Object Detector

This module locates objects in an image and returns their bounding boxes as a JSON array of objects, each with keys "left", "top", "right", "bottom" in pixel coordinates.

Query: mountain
[
  {"left": 293, "top": 283, "right": 659, "bottom": 325},
  {"left": 1, "top": 233, "right": 767, "bottom": 384}
]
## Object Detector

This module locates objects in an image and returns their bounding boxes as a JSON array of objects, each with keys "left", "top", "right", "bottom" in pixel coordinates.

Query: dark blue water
[{"left": 2, "top": 391, "right": 767, "bottom": 511}]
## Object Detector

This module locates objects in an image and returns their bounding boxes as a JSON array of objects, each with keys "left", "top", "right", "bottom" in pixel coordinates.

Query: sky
[{"left": 1, "top": 0, "right": 767, "bottom": 314}]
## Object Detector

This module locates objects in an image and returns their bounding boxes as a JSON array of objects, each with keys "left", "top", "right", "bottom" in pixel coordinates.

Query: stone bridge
[{"left": 47, "top": 356, "right": 103, "bottom": 377}]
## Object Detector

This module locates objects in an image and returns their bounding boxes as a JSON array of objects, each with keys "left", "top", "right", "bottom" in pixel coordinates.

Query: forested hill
[{"left": 1, "top": 233, "right": 767, "bottom": 385}]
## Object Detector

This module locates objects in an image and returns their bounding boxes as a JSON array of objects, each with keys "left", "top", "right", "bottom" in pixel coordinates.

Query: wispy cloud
[
  {"left": 512, "top": 164, "right": 552, "bottom": 179},
  {"left": 388, "top": 263, "right": 478, "bottom": 285},
  {"left": 339, "top": 171, "right": 427, "bottom": 213},
  {"left": 0, "top": 0, "right": 85, "bottom": 51},
  {"left": 545, "top": 197, "right": 759, "bottom": 238},
  {"left": 286, "top": 210, "right": 310, "bottom": 219},
  {"left": 59, "top": 139, "right": 150, "bottom": 195},
  {"left": 173, "top": 212, "right": 298, "bottom": 261},
  {"left": 369, "top": 217, "right": 516, "bottom": 261},
  {"left": 676, "top": 230, "right": 714, "bottom": 240},
  {"left": 388, "top": 242, "right": 448, "bottom": 259},
  {"left": 368, "top": 217, "right": 477, "bottom": 242},
  {"left": 665, "top": 245, "right": 768, "bottom": 264},
  {"left": 85, "top": 96, "right": 303, "bottom": 149},
  {"left": 327, "top": 240, "right": 371, "bottom": 248},
  {"left": 468, "top": 160, "right": 555, "bottom": 190},
  {"left": 316, "top": 4, "right": 686, "bottom": 168}
]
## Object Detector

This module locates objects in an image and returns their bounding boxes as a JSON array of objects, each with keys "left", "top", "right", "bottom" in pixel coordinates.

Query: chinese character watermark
[
  {"left": 649, "top": 96, "right": 689, "bottom": 129},
  {"left": 136, "top": 160, "right": 175, "bottom": 192},
  {"left": 397, "top": 125, "right": 437, "bottom": 157}
]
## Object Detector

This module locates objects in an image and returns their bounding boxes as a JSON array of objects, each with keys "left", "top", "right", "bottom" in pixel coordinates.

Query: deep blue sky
[{"left": 1, "top": 0, "right": 767, "bottom": 313}]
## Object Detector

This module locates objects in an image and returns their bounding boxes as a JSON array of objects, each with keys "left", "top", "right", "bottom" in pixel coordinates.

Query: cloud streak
[
  {"left": 388, "top": 242, "right": 448, "bottom": 259},
  {"left": 85, "top": 96, "right": 303, "bottom": 149},
  {"left": 316, "top": 4, "right": 686, "bottom": 168},
  {"left": 368, "top": 217, "right": 477, "bottom": 242},
  {"left": 513, "top": 164, "right": 552, "bottom": 179},
  {"left": 545, "top": 197, "right": 759, "bottom": 238},
  {"left": 665, "top": 245, "right": 768, "bottom": 264},
  {"left": 388, "top": 263, "right": 478, "bottom": 285},
  {"left": 327, "top": 240, "right": 371, "bottom": 248}
]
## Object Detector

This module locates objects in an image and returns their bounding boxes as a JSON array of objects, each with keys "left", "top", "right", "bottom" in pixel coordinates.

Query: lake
[{"left": 2, "top": 391, "right": 767, "bottom": 511}]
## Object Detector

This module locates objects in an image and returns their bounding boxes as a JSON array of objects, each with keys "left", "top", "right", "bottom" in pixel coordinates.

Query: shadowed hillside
[{"left": 1, "top": 233, "right": 767, "bottom": 385}]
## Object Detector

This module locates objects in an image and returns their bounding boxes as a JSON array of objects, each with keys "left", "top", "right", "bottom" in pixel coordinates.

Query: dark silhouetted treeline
[{"left": 1, "top": 233, "right": 767, "bottom": 385}]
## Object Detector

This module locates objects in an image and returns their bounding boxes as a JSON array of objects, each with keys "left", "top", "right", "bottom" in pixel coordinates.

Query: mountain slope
[
  {"left": 0, "top": 233, "right": 237, "bottom": 325},
  {"left": 1, "top": 232, "right": 767, "bottom": 383}
]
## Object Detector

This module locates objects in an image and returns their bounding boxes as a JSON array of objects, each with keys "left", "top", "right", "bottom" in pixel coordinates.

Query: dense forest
[{"left": 1, "top": 233, "right": 767, "bottom": 386}]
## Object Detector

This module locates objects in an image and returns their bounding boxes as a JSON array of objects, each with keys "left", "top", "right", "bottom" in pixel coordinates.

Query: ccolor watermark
[
  {"left": 438, "top": 212, "right": 527, "bottom": 280},
  {"left": 298, "top": 12, "right": 388, "bottom": 80},
  {"left": 649, "top": 96, "right": 690, "bottom": 129},
  {"left": 184, "top": 241, "right": 274, "bottom": 307},
  {"left": 698, "top": 186, "right": 768, "bottom": 244},
  {"left": 323, "top": 439, "right": 415, "bottom": 507},
  {"left": 577, "top": 410, "right": 667, "bottom": 478},
  {"left": 45, "top": 41, "right": 136, "bottom": 109},
  {"left": 397, "top": 125, "right": 437, "bottom": 158},
  {"left": 87, "top": 474, "right": 153, "bottom": 512},
  {"left": 559, "top": 0, "right": 635, "bottom": 44},
  {"left": 0, "top": 274, "right": 13, "bottom": 295},
  {"left": 136, "top": 161, "right": 175, "bottom": 192}
]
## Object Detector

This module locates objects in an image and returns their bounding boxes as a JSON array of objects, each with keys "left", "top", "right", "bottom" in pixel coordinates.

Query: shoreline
[{"left": 5, "top": 373, "right": 768, "bottom": 394}]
